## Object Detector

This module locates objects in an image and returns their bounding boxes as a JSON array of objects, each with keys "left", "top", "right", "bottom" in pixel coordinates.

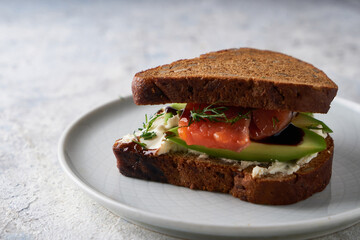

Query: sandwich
[{"left": 113, "top": 48, "right": 338, "bottom": 205}]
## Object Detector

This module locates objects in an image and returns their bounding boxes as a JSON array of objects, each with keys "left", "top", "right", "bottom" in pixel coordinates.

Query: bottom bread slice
[{"left": 113, "top": 136, "right": 333, "bottom": 205}]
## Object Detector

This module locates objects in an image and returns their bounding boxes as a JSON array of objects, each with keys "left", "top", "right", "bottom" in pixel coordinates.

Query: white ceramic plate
[{"left": 58, "top": 96, "right": 360, "bottom": 240}]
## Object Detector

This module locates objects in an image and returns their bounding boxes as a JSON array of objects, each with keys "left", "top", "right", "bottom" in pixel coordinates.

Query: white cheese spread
[
  {"left": 117, "top": 109, "right": 187, "bottom": 154},
  {"left": 118, "top": 133, "right": 136, "bottom": 143},
  {"left": 251, "top": 152, "right": 318, "bottom": 178}
]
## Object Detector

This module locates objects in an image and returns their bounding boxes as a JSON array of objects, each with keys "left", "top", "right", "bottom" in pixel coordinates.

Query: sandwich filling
[
  {"left": 117, "top": 103, "right": 332, "bottom": 177},
  {"left": 177, "top": 103, "right": 295, "bottom": 152}
]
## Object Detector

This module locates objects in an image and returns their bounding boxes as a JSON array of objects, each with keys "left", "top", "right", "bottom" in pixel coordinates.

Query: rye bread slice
[
  {"left": 113, "top": 135, "right": 333, "bottom": 205},
  {"left": 132, "top": 48, "right": 338, "bottom": 113}
]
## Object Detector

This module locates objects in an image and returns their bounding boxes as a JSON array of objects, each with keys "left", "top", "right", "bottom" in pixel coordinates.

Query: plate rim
[{"left": 58, "top": 96, "right": 360, "bottom": 237}]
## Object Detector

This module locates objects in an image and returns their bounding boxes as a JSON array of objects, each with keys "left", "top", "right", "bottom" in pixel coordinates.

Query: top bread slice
[{"left": 132, "top": 48, "right": 338, "bottom": 113}]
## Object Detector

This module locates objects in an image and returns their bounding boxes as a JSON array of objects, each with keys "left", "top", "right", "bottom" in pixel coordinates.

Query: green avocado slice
[
  {"left": 292, "top": 113, "right": 333, "bottom": 133},
  {"left": 169, "top": 103, "right": 186, "bottom": 110},
  {"left": 167, "top": 127, "right": 327, "bottom": 162}
]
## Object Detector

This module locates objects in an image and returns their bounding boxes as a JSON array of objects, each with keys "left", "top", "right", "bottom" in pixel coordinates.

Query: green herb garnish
[
  {"left": 227, "top": 111, "right": 251, "bottom": 125},
  {"left": 132, "top": 139, "right": 147, "bottom": 148},
  {"left": 140, "top": 131, "right": 157, "bottom": 140},
  {"left": 138, "top": 113, "right": 164, "bottom": 140},
  {"left": 189, "top": 103, "right": 250, "bottom": 126},
  {"left": 190, "top": 104, "right": 228, "bottom": 123}
]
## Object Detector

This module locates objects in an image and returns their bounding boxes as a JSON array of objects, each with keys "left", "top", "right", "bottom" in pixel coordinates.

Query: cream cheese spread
[
  {"left": 251, "top": 152, "right": 318, "bottom": 178},
  {"left": 117, "top": 109, "right": 187, "bottom": 154}
]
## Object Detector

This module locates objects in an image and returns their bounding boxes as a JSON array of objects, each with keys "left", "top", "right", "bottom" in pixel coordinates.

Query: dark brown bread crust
[
  {"left": 132, "top": 48, "right": 338, "bottom": 113},
  {"left": 113, "top": 136, "right": 334, "bottom": 205}
]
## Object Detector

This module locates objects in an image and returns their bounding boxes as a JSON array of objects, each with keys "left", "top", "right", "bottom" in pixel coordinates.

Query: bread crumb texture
[{"left": 140, "top": 48, "right": 334, "bottom": 85}]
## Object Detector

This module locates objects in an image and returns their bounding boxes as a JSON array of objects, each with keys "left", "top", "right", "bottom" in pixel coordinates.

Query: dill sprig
[
  {"left": 227, "top": 111, "right": 251, "bottom": 125},
  {"left": 138, "top": 113, "right": 164, "bottom": 140},
  {"left": 140, "top": 131, "right": 157, "bottom": 140},
  {"left": 131, "top": 132, "right": 147, "bottom": 148},
  {"left": 190, "top": 104, "right": 228, "bottom": 122},
  {"left": 132, "top": 139, "right": 147, "bottom": 148},
  {"left": 189, "top": 103, "right": 250, "bottom": 125}
]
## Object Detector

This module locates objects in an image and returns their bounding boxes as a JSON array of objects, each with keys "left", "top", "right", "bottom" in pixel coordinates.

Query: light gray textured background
[{"left": 1, "top": 0, "right": 360, "bottom": 239}]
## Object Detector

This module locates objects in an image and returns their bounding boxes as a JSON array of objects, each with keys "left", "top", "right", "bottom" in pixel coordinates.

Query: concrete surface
[{"left": 1, "top": 0, "right": 360, "bottom": 239}]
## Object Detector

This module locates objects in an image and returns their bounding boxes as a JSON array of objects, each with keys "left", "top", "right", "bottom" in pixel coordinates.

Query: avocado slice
[
  {"left": 292, "top": 113, "right": 333, "bottom": 133},
  {"left": 169, "top": 103, "right": 186, "bottom": 110},
  {"left": 167, "top": 127, "right": 327, "bottom": 162}
]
